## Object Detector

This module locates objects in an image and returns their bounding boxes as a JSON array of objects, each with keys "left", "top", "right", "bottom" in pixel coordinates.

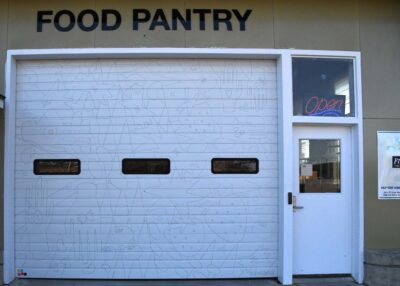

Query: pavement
[{"left": 7, "top": 277, "right": 364, "bottom": 286}]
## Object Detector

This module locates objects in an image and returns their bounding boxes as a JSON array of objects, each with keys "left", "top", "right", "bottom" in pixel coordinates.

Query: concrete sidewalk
[{"left": 7, "top": 277, "right": 363, "bottom": 286}]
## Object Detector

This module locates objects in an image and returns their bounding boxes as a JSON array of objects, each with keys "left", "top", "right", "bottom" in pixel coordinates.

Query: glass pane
[
  {"left": 299, "top": 140, "right": 341, "bottom": 193},
  {"left": 122, "top": 159, "right": 170, "bottom": 174},
  {"left": 34, "top": 159, "right": 80, "bottom": 175},
  {"left": 293, "top": 57, "right": 355, "bottom": 117},
  {"left": 212, "top": 158, "right": 259, "bottom": 174}
]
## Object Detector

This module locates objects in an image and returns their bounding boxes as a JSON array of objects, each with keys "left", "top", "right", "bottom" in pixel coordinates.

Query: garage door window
[
  {"left": 212, "top": 158, "right": 259, "bottom": 174},
  {"left": 33, "top": 159, "right": 81, "bottom": 175},
  {"left": 122, "top": 158, "right": 170, "bottom": 174}
]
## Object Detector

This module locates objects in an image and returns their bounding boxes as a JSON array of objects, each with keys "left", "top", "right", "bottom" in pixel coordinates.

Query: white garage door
[{"left": 14, "top": 58, "right": 278, "bottom": 279}]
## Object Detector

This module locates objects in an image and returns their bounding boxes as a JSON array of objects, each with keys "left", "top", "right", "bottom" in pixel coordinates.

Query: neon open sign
[{"left": 303, "top": 94, "right": 345, "bottom": 117}]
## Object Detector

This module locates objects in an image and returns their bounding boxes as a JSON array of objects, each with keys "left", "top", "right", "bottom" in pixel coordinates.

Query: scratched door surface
[{"left": 14, "top": 59, "right": 278, "bottom": 279}]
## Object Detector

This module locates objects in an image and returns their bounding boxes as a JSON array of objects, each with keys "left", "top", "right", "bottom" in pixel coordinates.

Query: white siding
[{"left": 14, "top": 59, "right": 278, "bottom": 279}]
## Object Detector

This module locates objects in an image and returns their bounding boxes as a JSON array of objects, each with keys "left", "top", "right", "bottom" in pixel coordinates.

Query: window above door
[{"left": 292, "top": 57, "right": 355, "bottom": 118}]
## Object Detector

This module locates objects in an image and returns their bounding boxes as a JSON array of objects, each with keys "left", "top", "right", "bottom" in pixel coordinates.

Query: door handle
[{"left": 292, "top": 195, "right": 304, "bottom": 212}]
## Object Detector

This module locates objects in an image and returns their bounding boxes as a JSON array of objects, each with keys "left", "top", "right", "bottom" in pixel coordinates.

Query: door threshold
[
  {"left": 293, "top": 274, "right": 356, "bottom": 284},
  {"left": 294, "top": 274, "right": 352, "bottom": 278}
]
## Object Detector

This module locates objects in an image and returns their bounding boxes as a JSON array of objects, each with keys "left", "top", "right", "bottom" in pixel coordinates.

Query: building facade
[{"left": 0, "top": 0, "right": 399, "bottom": 285}]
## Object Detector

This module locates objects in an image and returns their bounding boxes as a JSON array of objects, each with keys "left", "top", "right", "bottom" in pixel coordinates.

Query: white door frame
[{"left": 3, "top": 48, "right": 363, "bottom": 285}]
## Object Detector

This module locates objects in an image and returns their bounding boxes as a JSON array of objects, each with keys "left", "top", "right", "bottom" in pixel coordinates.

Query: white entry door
[{"left": 293, "top": 126, "right": 352, "bottom": 275}]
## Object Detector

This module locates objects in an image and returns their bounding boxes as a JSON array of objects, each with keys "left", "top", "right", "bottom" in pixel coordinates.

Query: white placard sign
[
  {"left": 300, "top": 164, "right": 313, "bottom": 177},
  {"left": 377, "top": 131, "right": 400, "bottom": 199}
]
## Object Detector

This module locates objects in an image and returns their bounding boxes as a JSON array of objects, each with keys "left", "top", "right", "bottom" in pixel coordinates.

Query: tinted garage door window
[{"left": 15, "top": 59, "right": 278, "bottom": 279}]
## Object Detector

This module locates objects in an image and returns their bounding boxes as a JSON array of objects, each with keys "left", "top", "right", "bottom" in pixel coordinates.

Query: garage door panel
[
  {"left": 16, "top": 232, "right": 277, "bottom": 244},
  {"left": 17, "top": 124, "right": 277, "bottom": 135},
  {"left": 16, "top": 159, "right": 279, "bottom": 171},
  {"left": 17, "top": 88, "right": 277, "bottom": 103},
  {"left": 15, "top": 197, "right": 277, "bottom": 207},
  {"left": 15, "top": 172, "right": 277, "bottom": 179},
  {"left": 15, "top": 194, "right": 278, "bottom": 205},
  {"left": 16, "top": 184, "right": 277, "bottom": 196},
  {"left": 15, "top": 177, "right": 278, "bottom": 190},
  {"left": 16, "top": 134, "right": 277, "bottom": 146},
  {"left": 16, "top": 250, "right": 278, "bottom": 261},
  {"left": 17, "top": 98, "right": 277, "bottom": 110},
  {"left": 17, "top": 222, "right": 277, "bottom": 236},
  {"left": 15, "top": 168, "right": 279, "bottom": 178},
  {"left": 16, "top": 205, "right": 278, "bottom": 216},
  {"left": 17, "top": 70, "right": 276, "bottom": 83},
  {"left": 15, "top": 58, "right": 278, "bottom": 279},
  {"left": 17, "top": 59, "right": 274, "bottom": 74},
  {"left": 17, "top": 115, "right": 278, "bottom": 128},
  {"left": 16, "top": 213, "right": 278, "bottom": 225},
  {"left": 15, "top": 186, "right": 278, "bottom": 200},
  {"left": 17, "top": 241, "right": 278, "bottom": 253},
  {"left": 16, "top": 106, "right": 277, "bottom": 119},
  {"left": 15, "top": 172, "right": 280, "bottom": 181},
  {"left": 16, "top": 88, "right": 277, "bottom": 102},
  {"left": 15, "top": 202, "right": 279, "bottom": 214},
  {"left": 16, "top": 106, "right": 278, "bottom": 116},
  {"left": 18, "top": 268, "right": 276, "bottom": 280},
  {"left": 15, "top": 198, "right": 278, "bottom": 210},
  {"left": 17, "top": 79, "right": 277, "bottom": 92},
  {"left": 15, "top": 196, "right": 278, "bottom": 211},
  {"left": 16, "top": 143, "right": 277, "bottom": 155},
  {"left": 17, "top": 258, "right": 278, "bottom": 270}
]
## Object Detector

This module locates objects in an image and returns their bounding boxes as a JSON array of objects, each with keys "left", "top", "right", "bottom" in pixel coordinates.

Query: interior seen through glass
[{"left": 299, "top": 139, "right": 341, "bottom": 193}]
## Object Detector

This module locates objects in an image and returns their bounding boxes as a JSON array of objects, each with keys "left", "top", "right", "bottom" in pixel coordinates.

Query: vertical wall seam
[
  {"left": 184, "top": 0, "right": 187, "bottom": 48},
  {"left": 272, "top": 0, "right": 276, "bottom": 49},
  {"left": 357, "top": 0, "right": 362, "bottom": 52},
  {"left": 93, "top": 0, "right": 97, "bottom": 48},
  {"left": 5, "top": 0, "right": 9, "bottom": 50}
]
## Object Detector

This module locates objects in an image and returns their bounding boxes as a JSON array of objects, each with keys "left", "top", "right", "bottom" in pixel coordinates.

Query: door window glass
[{"left": 299, "top": 139, "right": 341, "bottom": 193}]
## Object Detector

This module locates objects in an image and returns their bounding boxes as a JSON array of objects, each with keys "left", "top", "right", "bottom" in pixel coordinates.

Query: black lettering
[
  {"left": 102, "top": 9, "right": 121, "bottom": 31},
  {"left": 133, "top": 9, "right": 151, "bottom": 30},
  {"left": 193, "top": 9, "right": 211, "bottom": 30},
  {"left": 213, "top": 9, "right": 232, "bottom": 31},
  {"left": 149, "top": 9, "right": 170, "bottom": 30},
  {"left": 77, "top": 9, "right": 99, "bottom": 32},
  {"left": 37, "top": 11, "right": 53, "bottom": 32},
  {"left": 172, "top": 9, "right": 191, "bottom": 30},
  {"left": 232, "top": 9, "right": 252, "bottom": 31},
  {"left": 54, "top": 10, "right": 75, "bottom": 32}
]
